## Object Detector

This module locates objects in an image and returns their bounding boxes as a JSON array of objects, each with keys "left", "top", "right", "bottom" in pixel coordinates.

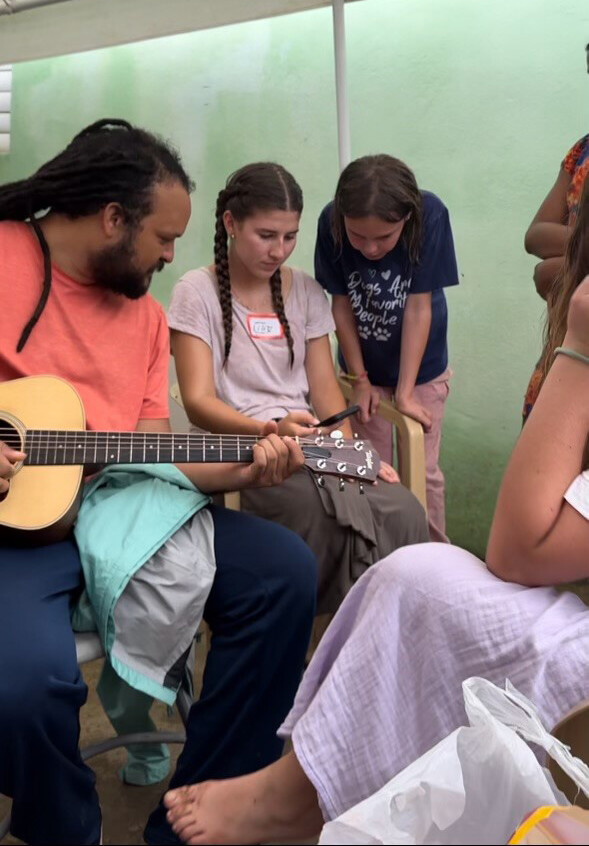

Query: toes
[
  {"left": 167, "top": 808, "right": 197, "bottom": 833},
  {"left": 164, "top": 786, "right": 189, "bottom": 807},
  {"left": 179, "top": 821, "right": 207, "bottom": 844},
  {"left": 168, "top": 811, "right": 204, "bottom": 843},
  {"left": 167, "top": 806, "right": 194, "bottom": 827}
]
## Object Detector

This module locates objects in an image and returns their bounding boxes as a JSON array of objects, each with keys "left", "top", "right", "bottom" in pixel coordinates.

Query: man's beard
[{"left": 88, "top": 231, "right": 164, "bottom": 300}]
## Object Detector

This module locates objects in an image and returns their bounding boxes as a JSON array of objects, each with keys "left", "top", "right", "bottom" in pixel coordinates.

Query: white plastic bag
[{"left": 319, "top": 677, "right": 589, "bottom": 845}]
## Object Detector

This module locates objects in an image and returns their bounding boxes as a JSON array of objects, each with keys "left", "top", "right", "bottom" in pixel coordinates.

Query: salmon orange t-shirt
[{"left": 0, "top": 221, "right": 170, "bottom": 431}]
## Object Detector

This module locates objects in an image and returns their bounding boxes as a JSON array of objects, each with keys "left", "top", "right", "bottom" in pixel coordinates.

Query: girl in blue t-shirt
[{"left": 314, "top": 154, "right": 459, "bottom": 542}]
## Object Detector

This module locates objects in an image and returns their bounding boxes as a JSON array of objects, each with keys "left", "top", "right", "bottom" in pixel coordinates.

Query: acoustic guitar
[{"left": 0, "top": 375, "right": 380, "bottom": 544}]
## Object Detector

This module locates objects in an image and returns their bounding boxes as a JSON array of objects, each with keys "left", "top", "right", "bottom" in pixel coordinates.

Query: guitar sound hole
[{"left": 0, "top": 418, "right": 21, "bottom": 452}]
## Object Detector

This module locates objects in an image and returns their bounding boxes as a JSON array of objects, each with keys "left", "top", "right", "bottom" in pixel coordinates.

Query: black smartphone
[{"left": 315, "top": 404, "right": 361, "bottom": 428}]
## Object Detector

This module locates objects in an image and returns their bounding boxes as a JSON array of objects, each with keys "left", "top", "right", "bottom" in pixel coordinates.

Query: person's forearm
[
  {"left": 331, "top": 295, "right": 366, "bottom": 376},
  {"left": 396, "top": 294, "right": 431, "bottom": 399},
  {"left": 533, "top": 256, "right": 564, "bottom": 300},
  {"left": 525, "top": 222, "right": 569, "bottom": 259},
  {"left": 487, "top": 345, "right": 589, "bottom": 583},
  {"left": 178, "top": 461, "right": 252, "bottom": 494},
  {"left": 185, "top": 395, "right": 264, "bottom": 436}
]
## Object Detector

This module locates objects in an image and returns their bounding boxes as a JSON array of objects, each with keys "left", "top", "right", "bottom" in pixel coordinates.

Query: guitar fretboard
[
  {"left": 24, "top": 431, "right": 257, "bottom": 465},
  {"left": 22, "top": 430, "right": 330, "bottom": 466}
]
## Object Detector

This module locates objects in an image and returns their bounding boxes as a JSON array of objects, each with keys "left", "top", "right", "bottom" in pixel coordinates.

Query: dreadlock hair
[
  {"left": 1, "top": 118, "right": 194, "bottom": 351},
  {"left": 214, "top": 162, "right": 302, "bottom": 366},
  {"left": 332, "top": 154, "right": 422, "bottom": 265}
]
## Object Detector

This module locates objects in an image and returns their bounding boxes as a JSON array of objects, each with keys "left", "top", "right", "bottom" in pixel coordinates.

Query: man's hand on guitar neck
[
  {"left": 191, "top": 420, "right": 305, "bottom": 492},
  {"left": 231, "top": 420, "right": 305, "bottom": 490},
  {"left": 0, "top": 441, "right": 26, "bottom": 494}
]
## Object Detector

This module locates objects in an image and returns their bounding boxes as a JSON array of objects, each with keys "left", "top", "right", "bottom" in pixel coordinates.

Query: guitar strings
[{"left": 0, "top": 433, "right": 375, "bottom": 472}]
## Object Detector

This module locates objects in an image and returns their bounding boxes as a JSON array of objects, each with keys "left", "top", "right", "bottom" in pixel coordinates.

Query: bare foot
[{"left": 164, "top": 752, "right": 323, "bottom": 845}]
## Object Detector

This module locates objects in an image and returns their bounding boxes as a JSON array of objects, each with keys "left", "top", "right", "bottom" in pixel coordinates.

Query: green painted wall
[{"left": 2, "top": 0, "right": 588, "bottom": 557}]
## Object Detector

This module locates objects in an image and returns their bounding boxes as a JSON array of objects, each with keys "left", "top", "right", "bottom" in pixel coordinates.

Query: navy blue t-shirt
[{"left": 314, "top": 191, "right": 459, "bottom": 387}]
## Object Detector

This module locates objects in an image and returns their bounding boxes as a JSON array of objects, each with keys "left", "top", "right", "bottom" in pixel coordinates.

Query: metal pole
[{"left": 332, "top": 0, "right": 351, "bottom": 171}]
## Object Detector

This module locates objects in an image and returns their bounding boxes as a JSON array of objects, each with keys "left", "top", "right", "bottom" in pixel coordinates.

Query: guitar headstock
[{"left": 300, "top": 434, "right": 380, "bottom": 486}]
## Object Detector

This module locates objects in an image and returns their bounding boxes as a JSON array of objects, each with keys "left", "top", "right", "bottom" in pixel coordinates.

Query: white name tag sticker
[{"left": 246, "top": 314, "right": 284, "bottom": 340}]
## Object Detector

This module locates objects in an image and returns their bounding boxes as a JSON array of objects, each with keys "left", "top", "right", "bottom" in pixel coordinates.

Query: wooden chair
[
  {"left": 549, "top": 700, "right": 589, "bottom": 809},
  {"left": 337, "top": 375, "right": 427, "bottom": 511}
]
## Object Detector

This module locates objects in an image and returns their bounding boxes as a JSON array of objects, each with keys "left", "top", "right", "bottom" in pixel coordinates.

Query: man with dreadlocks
[{"left": 0, "top": 119, "right": 317, "bottom": 845}]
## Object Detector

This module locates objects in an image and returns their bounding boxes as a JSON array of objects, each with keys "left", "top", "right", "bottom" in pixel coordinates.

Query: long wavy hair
[
  {"left": 214, "top": 162, "right": 303, "bottom": 366},
  {"left": 540, "top": 178, "right": 589, "bottom": 383},
  {"left": 332, "top": 154, "right": 422, "bottom": 264}
]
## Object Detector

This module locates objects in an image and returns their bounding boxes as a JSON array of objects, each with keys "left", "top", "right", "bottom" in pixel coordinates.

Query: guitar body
[{"left": 0, "top": 376, "right": 85, "bottom": 544}]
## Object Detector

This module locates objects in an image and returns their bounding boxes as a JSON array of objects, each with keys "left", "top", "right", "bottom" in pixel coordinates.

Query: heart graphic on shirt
[
  {"left": 368, "top": 269, "right": 377, "bottom": 279},
  {"left": 381, "top": 270, "right": 391, "bottom": 281}
]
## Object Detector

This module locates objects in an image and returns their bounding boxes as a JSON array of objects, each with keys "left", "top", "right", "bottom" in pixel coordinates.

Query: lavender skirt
[{"left": 279, "top": 543, "right": 589, "bottom": 820}]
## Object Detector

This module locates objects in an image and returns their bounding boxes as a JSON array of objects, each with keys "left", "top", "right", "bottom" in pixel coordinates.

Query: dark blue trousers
[
  {"left": 144, "top": 505, "right": 317, "bottom": 844},
  {"left": 0, "top": 537, "right": 100, "bottom": 845},
  {"left": 0, "top": 505, "right": 317, "bottom": 845}
]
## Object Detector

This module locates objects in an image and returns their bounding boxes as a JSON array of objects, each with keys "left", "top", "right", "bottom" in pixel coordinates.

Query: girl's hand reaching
[
  {"left": 276, "top": 410, "right": 320, "bottom": 438},
  {"left": 352, "top": 379, "right": 380, "bottom": 423},
  {"left": 394, "top": 392, "right": 433, "bottom": 431},
  {"left": 378, "top": 460, "right": 400, "bottom": 484}
]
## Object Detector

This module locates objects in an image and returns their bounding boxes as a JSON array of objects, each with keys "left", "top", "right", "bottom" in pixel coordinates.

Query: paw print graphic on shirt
[
  {"left": 358, "top": 325, "right": 371, "bottom": 339},
  {"left": 374, "top": 327, "right": 391, "bottom": 341}
]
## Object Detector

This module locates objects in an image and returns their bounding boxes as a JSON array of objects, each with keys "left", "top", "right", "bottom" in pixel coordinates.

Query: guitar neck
[{"left": 23, "top": 430, "right": 264, "bottom": 466}]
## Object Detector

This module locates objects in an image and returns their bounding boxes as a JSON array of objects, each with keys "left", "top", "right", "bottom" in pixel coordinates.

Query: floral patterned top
[
  {"left": 523, "top": 134, "right": 589, "bottom": 422},
  {"left": 563, "top": 133, "right": 589, "bottom": 223}
]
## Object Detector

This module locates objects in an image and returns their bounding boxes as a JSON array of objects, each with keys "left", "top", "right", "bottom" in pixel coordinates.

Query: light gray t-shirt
[{"left": 168, "top": 266, "right": 335, "bottom": 422}]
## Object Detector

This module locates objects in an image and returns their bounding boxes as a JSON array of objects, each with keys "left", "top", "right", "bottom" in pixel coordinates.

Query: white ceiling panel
[{"left": 0, "top": 0, "right": 361, "bottom": 64}]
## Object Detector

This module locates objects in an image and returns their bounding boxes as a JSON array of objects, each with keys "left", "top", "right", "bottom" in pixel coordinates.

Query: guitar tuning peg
[
  {"left": 359, "top": 482, "right": 364, "bottom": 495},
  {"left": 317, "top": 475, "right": 325, "bottom": 487},
  {"left": 339, "top": 477, "right": 345, "bottom": 492}
]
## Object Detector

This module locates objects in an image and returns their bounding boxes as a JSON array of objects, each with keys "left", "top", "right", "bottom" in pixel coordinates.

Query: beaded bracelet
[
  {"left": 340, "top": 370, "right": 369, "bottom": 382},
  {"left": 554, "top": 346, "right": 589, "bottom": 366}
]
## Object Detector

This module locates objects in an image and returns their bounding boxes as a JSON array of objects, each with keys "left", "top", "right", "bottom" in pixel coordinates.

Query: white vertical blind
[{"left": 0, "top": 65, "right": 11, "bottom": 154}]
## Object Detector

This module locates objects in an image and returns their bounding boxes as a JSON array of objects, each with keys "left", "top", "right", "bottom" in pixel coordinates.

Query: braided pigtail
[
  {"left": 269, "top": 269, "right": 294, "bottom": 367},
  {"left": 214, "top": 190, "right": 233, "bottom": 364},
  {"left": 214, "top": 162, "right": 303, "bottom": 366}
]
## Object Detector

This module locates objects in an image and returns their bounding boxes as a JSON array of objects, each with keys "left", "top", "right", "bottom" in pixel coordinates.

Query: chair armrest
[{"left": 337, "top": 377, "right": 427, "bottom": 512}]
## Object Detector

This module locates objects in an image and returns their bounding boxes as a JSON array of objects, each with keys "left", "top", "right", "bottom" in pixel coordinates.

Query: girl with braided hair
[{"left": 169, "top": 162, "right": 428, "bottom": 615}]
